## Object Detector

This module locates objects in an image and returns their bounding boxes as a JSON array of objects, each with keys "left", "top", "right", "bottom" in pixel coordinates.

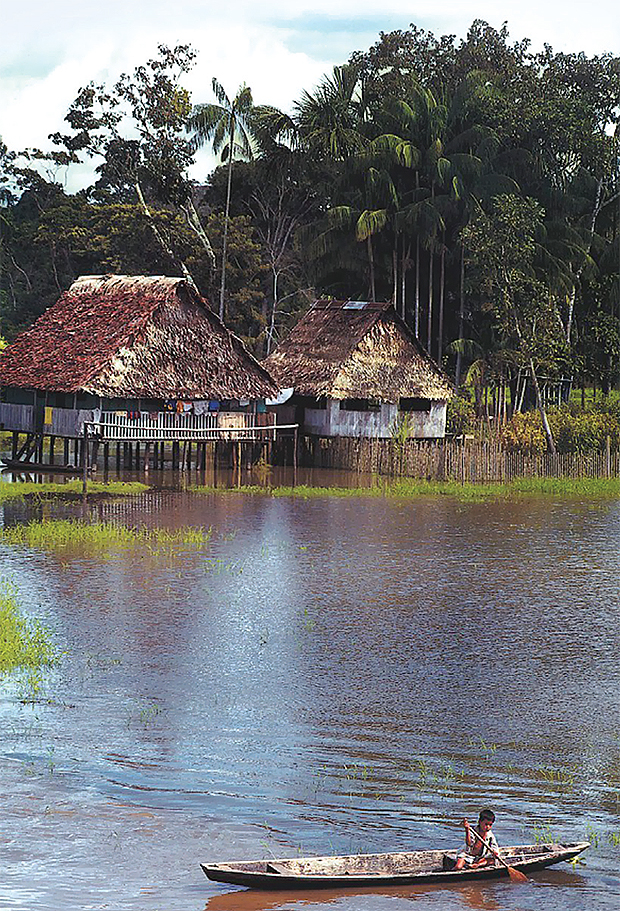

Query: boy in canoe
[{"left": 454, "top": 809, "right": 500, "bottom": 869}]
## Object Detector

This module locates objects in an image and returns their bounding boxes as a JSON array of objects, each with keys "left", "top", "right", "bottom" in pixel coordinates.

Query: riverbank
[{"left": 190, "top": 477, "right": 620, "bottom": 501}]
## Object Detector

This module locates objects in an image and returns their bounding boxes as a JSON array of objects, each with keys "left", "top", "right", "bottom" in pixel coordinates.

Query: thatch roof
[
  {"left": 264, "top": 300, "right": 455, "bottom": 401},
  {"left": 0, "top": 275, "right": 278, "bottom": 400}
]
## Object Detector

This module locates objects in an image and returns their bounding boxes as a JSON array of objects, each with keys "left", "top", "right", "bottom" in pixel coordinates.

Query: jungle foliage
[{"left": 1, "top": 20, "right": 619, "bottom": 396}]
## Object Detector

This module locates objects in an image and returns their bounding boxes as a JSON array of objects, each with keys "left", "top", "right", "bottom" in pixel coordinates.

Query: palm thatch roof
[
  {"left": 264, "top": 300, "right": 455, "bottom": 401},
  {"left": 0, "top": 275, "right": 278, "bottom": 400}
]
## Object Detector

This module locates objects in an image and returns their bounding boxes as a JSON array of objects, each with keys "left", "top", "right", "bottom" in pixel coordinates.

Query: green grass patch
[
  {"left": 0, "top": 519, "right": 212, "bottom": 553},
  {"left": 190, "top": 477, "right": 620, "bottom": 502},
  {"left": 0, "top": 480, "right": 150, "bottom": 503},
  {"left": 0, "top": 581, "right": 57, "bottom": 679}
]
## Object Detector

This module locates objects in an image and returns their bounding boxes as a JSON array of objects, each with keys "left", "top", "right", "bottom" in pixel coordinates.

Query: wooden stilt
[
  {"left": 49, "top": 435, "right": 55, "bottom": 465},
  {"left": 144, "top": 442, "right": 151, "bottom": 472},
  {"left": 82, "top": 424, "right": 88, "bottom": 500},
  {"left": 64, "top": 437, "right": 70, "bottom": 465}
]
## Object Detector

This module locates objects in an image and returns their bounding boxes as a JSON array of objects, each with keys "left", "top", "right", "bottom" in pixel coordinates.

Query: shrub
[
  {"left": 501, "top": 410, "right": 546, "bottom": 455},
  {"left": 446, "top": 395, "right": 477, "bottom": 438},
  {"left": 501, "top": 406, "right": 620, "bottom": 454}
]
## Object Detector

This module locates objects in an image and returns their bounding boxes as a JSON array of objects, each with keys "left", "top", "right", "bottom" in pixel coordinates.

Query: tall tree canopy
[{"left": 1, "top": 21, "right": 619, "bottom": 405}]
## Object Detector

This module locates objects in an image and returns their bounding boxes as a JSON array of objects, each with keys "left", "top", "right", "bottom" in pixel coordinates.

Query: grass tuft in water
[
  {"left": 0, "top": 580, "right": 57, "bottom": 701},
  {"left": 0, "top": 519, "right": 212, "bottom": 553},
  {"left": 0, "top": 481, "right": 150, "bottom": 502}
]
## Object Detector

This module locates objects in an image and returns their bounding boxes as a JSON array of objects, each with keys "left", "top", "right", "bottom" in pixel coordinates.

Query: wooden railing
[{"left": 90, "top": 411, "right": 290, "bottom": 442}]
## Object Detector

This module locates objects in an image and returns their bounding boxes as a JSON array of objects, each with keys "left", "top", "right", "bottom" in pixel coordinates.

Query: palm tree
[
  {"left": 294, "top": 64, "right": 368, "bottom": 161},
  {"left": 188, "top": 79, "right": 256, "bottom": 321}
]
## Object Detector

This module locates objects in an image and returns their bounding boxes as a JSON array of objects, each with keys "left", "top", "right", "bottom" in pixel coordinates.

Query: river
[{"left": 1, "top": 470, "right": 619, "bottom": 910}]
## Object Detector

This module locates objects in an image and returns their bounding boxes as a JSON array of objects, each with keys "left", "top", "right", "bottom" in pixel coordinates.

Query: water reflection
[
  {"left": 0, "top": 480, "right": 618, "bottom": 910},
  {"left": 201, "top": 870, "right": 589, "bottom": 911}
]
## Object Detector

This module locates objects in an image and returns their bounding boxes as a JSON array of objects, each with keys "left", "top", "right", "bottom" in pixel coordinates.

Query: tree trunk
[
  {"left": 266, "top": 266, "right": 279, "bottom": 355},
  {"left": 455, "top": 241, "right": 465, "bottom": 390},
  {"left": 502, "top": 264, "right": 557, "bottom": 453},
  {"left": 392, "top": 244, "right": 398, "bottom": 308},
  {"left": 437, "top": 242, "right": 445, "bottom": 364},
  {"left": 182, "top": 195, "right": 216, "bottom": 275},
  {"left": 401, "top": 241, "right": 410, "bottom": 323},
  {"left": 219, "top": 124, "right": 235, "bottom": 322},
  {"left": 415, "top": 236, "right": 420, "bottom": 337},
  {"left": 135, "top": 180, "right": 197, "bottom": 288},
  {"left": 427, "top": 248, "right": 434, "bottom": 355},
  {"left": 367, "top": 236, "right": 376, "bottom": 302},
  {"left": 529, "top": 358, "right": 557, "bottom": 453}
]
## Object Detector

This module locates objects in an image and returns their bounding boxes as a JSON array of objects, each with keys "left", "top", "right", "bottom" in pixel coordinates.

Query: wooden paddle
[{"left": 468, "top": 826, "right": 529, "bottom": 883}]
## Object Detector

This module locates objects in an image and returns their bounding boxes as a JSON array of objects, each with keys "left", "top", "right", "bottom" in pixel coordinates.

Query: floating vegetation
[
  {"left": 535, "top": 766, "right": 576, "bottom": 789},
  {"left": 189, "top": 478, "right": 620, "bottom": 502},
  {"left": 133, "top": 700, "right": 163, "bottom": 729},
  {"left": 0, "top": 580, "right": 57, "bottom": 701},
  {"left": 408, "top": 758, "right": 466, "bottom": 799},
  {"left": 0, "top": 518, "right": 212, "bottom": 554},
  {"left": 532, "top": 822, "right": 560, "bottom": 844},
  {"left": 0, "top": 480, "right": 149, "bottom": 502}
]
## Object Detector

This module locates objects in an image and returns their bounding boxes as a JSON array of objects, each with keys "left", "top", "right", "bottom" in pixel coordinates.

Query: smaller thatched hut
[
  {"left": 264, "top": 299, "right": 455, "bottom": 438},
  {"left": 0, "top": 275, "right": 279, "bottom": 466}
]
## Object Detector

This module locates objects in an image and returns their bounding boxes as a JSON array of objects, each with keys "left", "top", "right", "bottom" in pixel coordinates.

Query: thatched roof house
[
  {"left": 264, "top": 299, "right": 454, "bottom": 439},
  {"left": 0, "top": 274, "right": 277, "bottom": 400}
]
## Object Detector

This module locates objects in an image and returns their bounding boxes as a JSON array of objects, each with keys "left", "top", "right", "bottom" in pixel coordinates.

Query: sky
[{"left": 1, "top": 0, "right": 619, "bottom": 190}]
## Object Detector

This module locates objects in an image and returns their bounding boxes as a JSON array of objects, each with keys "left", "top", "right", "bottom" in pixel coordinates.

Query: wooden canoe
[{"left": 202, "top": 841, "right": 589, "bottom": 889}]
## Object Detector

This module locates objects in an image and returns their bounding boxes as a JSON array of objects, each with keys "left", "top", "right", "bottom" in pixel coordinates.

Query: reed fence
[{"left": 305, "top": 437, "right": 620, "bottom": 481}]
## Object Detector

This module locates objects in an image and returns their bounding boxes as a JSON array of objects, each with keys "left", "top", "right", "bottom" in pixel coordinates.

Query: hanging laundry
[
  {"left": 183, "top": 402, "right": 193, "bottom": 413},
  {"left": 44, "top": 406, "right": 53, "bottom": 425},
  {"left": 176, "top": 401, "right": 184, "bottom": 414},
  {"left": 193, "top": 400, "right": 210, "bottom": 416},
  {"left": 208, "top": 400, "right": 220, "bottom": 412},
  {"left": 165, "top": 399, "right": 176, "bottom": 412}
]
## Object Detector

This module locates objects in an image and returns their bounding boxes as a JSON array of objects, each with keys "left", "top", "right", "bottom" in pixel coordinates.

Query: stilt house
[
  {"left": 0, "top": 275, "right": 280, "bottom": 467},
  {"left": 264, "top": 299, "right": 455, "bottom": 438}
]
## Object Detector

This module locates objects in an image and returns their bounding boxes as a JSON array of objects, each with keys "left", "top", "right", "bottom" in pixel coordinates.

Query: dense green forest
[{"left": 1, "top": 20, "right": 619, "bottom": 412}]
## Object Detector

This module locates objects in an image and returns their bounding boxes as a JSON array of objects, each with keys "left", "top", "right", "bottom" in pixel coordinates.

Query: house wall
[
  {"left": 0, "top": 403, "right": 35, "bottom": 432},
  {"left": 269, "top": 399, "right": 448, "bottom": 438},
  {"left": 402, "top": 401, "right": 447, "bottom": 438}
]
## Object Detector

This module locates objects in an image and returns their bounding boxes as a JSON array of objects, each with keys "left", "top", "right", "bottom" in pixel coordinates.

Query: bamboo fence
[{"left": 304, "top": 437, "right": 620, "bottom": 482}]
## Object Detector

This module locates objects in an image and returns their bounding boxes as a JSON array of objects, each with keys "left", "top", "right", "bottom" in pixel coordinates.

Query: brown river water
[{"left": 1, "top": 468, "right": 620, "bottom": 910}]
